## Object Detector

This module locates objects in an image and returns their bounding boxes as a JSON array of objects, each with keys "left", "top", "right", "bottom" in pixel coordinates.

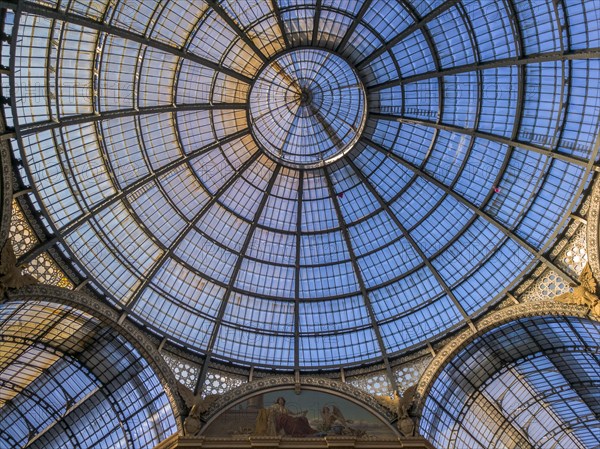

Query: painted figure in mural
[
  {"left": 270, "top": 397, "right": 321, "bottom": 436},
  {"left": 321, "top": 405, "right": 349, "bottom": 433},
  {"left": 256, "top": 397, "right": 322, "bottom": 437},
  {"left": 321, "top": 404, "right": 366, "bottom": 437}
]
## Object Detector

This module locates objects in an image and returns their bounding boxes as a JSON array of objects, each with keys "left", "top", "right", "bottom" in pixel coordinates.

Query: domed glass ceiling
[
  {"left": 7, "top": 0, "right": 600, "bottom": 369},
  {"left": 249, "top": 48, "right": 367, "bottom": 168}
]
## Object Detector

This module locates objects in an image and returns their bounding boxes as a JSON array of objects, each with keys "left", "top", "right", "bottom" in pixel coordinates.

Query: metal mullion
[
  {"left": 293, "top": 170, "right": 304, "bottom": 369},
  {"left": 322, "top": 166, "right": 397, "bottom": 391},
  {"left": 17, "top": 101, "right": 246, "bottom": 137},
  {"left": 356, "top": 0, "right": 460, "bottom": 69},
  {"left": 380, "top": 0, "right": 445, "bottom": 176},
  {"left": 447, "top": 354, "right": 535, "bottom": 448},
  {"left": 19, "top": 1, "right": 253, "bottom": 85},
  {"left": 271, "top": 0, "right": 291, "bottom": 49},
  {"left": 335, "top": 0, "right": 373, "bottom": 53},
  {"left": 538, "top": 418, "right": 595, "bottom": 449},
  {"left": 347, "top": 157, "right": 475, "bottom": 328},
  {"left": 123, "top": 150, "right": 262, "bottom": 313},
  {"left": 546, "top": 319, "right": 600, "bottom": 427},
  {"left": 194, "top": 164, "right": 282, "bottom": 393},
  {"left": 311, "top": 0, "right": 322, "bottom": 46},
  {"left": 366, "top": 49, "right": 600, "bottom": 93},
  {"left": 45, "top": 10, "right": 59, "bottom": 126},
  {"left": 363, "top": 136, "right": 580, "bottom": 285},
  {"left": 17, "top": 130, "right": 249, "bottom": 265},
  {"left": 133, "top": 57, "right": 187, "bottom": 240},
  {"left": 22, "top": 385, "right": 105, "bottom": 449},
  {"left": 374, "top": 0, "right": 483, "bottom": 300},
  {"left": 205, "top": 0, "right": 268, "bottom": 63},
  {"left": 479, "top": 332, "right": 585, "bottom": 449},
  {"left": 370, "top": 113, "right": 595, "bottom": 168}
]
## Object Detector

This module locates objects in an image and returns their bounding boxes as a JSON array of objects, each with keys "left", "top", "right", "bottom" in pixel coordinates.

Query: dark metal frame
[{"left": 3, "top": 0, "right": 599, "bottom": 382}]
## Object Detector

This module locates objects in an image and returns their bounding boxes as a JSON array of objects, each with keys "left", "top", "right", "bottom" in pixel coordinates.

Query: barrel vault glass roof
[
  {"left": 421, "top": 316, "right": 600, "bottom": 449},
  {"left": 5, "top": 0, "right": 600, "bottom": 369}
]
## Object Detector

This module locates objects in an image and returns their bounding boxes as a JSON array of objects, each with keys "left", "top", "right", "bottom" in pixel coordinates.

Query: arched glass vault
[
  {"left": 1, "top": 0, "right": 599, "bottom": 377},
  {"left": 0, "top": 300, "right": 177, "bottom": 449},
  {"left": 420, "top": 315, "right": 600, "bottom": 449}
]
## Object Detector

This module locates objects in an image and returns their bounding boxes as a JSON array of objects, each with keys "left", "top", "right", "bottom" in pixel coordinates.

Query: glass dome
[{"left": 8, "top": 0, "right": 600, "bottom": 369}]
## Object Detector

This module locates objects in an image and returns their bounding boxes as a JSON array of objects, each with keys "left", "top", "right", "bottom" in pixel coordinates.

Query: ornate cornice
[
  {"left": 414, "top": 300, "right": 597, "bottom": 415},
  {"left": 155, "top": 434, "right": 436, "bottom": 449},
  {"left": 202, "top": 376, "right": 397, "bottom": 425},
  {"left": 3, "top": 284, "right": 186, "bottom": 430},
  {"left": 587, "top": 176, "right": 600, "bottom": 279}
]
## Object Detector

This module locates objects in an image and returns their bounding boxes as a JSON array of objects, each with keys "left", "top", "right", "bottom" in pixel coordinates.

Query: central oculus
[{"left": 249, "top": 49, "right": 367, "bottom": 169}]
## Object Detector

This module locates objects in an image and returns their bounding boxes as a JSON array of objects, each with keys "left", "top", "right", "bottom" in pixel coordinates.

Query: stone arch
[
  {"left": 415, "top": 300, "right": 596, "bottom": 411},
  {"left": 587, "top": 176, "right": 600, "bottom": 280}
]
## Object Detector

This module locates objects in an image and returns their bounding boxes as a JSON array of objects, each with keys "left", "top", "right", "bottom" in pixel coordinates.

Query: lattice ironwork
[
  {"left": 162, "top": 352, "right": 201, "bottom": 391},
  {"left": 556, "top": 225, "right": 588, "bottom": 276},
  {"left": 347, "top": 371, "right": 393, "bottom": 397},
  {"left": 8, "top": 199, "right": 37, "bottom": 257},
  {"left": 518, "top": 269, "right": 573, "bottom": 303},
  {"left": 25, "top": 252, "right": 74, "bottom": 289},
  {"left": 394, "top": 357, "right": 431, "bottom": 394},
  {"left": 203, "top": 369, "right": 246, "bottom": 396}
]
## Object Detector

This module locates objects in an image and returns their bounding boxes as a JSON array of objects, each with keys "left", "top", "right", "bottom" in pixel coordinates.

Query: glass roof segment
[
  {"left": 249, "top": 48, "right": 367, "bottom": 168},
  {"left": 420, "top": 316, "right": 600, "bottom": 449},
  {"left": 6, "top": 0, "right": 600, "bottom": 369},
  {"left": 0, "top": 301, "right": 176, "bottom": 449}
]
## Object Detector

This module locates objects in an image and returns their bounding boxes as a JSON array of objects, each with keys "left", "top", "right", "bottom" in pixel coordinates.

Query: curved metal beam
[
  {"left": 312, "top": 0, "right": 322, "bottom": 46},
  {"left": 194, "top": 164, "right": 282, "bottom": 394},
  {"left": 335, "top": 0, "right": 374, "bottom": 53},
  {"left": 346, "top": 157, "right": 475, "bottom": 329},
  {"left": 415, "top": 300, "right": 597, "bottom": 416},
  {"left": 16, "top": 130, "right": 250, "bottom": 265},
  {"left": 271, "top": 0, "right": 291, "bottom": 49},
  {"left": 362, "top": 135, "right": 579, "bottom": 285},
  {"left": 322, "top": 165, "right": 398, "bottom": 392},
  {"left": 356, "top": 0, "right": 460, "bottom": 68},
  {"left": 370, "top": 113, "right": 594, "bottom": 169},
  {"left": 19, "top": 1, "right": 253, "bottom": 84},
  {"left": 205, "top": 0, "right": 268, "bottom": 63},
  {"left": 293, "top": 171, "right": 304, "bottom": 369},
  {"left": 5, "top": 282, "right": 189, "bottom": 430},
  {"left": 17, "top": 103, "right": 247, "bottom": 136},
  {"left": 367, "top": 48, "right": 600, "bottom": 92},
  {"left": 124, "top": 150, "right": 262, "bottom": 313}
]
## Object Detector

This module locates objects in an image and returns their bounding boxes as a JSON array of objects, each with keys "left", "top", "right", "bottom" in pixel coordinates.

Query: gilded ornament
[{"left": 554, "top": 263, "right": 600, "bottom": 316}]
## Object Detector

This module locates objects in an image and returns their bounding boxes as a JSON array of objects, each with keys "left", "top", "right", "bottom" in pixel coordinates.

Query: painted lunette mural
[{"left": 203, "top": 390, "right": 396, "bottom": 439}]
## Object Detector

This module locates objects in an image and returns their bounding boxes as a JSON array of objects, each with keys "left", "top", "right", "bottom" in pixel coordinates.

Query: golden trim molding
[
  {"left": 154, "top": 434, "right": 435, "bottom": 449},
  {"left": 202, "top": 376, "right": 397, "bottom": 426},
  {"left": 0, "top": 141, "right": 13, "bottom": 244}
]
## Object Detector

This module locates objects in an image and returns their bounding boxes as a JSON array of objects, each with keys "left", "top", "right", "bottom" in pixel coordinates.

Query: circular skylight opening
[{"left": 249, "top": 48, "right": 367, "bottom": 169}]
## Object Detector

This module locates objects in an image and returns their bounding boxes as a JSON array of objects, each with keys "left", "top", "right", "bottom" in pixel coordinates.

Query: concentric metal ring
[{"left": 249, "top": 48, "right": 367, "bottom": 169}]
